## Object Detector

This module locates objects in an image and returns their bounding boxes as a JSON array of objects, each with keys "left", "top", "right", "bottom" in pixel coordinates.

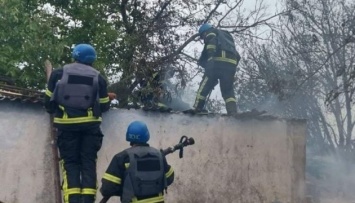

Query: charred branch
[
  {"left": 204, "top": 0, "right": 223, "bottom": 23},
  {"left": 217, "top": 0, "right": 243, "bottom": 27}
]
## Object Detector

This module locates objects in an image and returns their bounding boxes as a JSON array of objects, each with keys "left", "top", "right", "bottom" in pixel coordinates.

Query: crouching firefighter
[
  {"left": 192, "top": 23, "right": 241, "bottom": 115},
  {"left": 100, "top": 121, "right": 175, "bottom": 203},
  {"left": 44, "top": 44, "right": 116, "bottom": 203},
  {"left": 138, "top": 69, "right": 174, "bottom": 112}
]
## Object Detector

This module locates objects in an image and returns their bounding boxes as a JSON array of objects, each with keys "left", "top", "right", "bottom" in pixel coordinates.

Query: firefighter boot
[{"left": 188, "top": 100, "right": 208, "bottom": 115}]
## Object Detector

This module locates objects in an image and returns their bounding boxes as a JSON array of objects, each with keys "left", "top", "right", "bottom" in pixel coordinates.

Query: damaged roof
[
  {"left": 0, "top": 77, "right": 278, "bottom": 120},
  {"left": 0, "top": 83, "right": 44, "bottom": 104}
]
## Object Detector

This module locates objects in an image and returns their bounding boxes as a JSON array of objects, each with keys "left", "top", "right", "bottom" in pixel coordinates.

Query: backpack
[{"left": 216, "top": 29, "right": 238, "bottom": 56}]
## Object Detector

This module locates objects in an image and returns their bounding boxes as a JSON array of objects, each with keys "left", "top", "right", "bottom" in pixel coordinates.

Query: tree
[
  {"left": 282, "top": 0, "right": 355, "bottom": 151},
  {"left": 235, "top": 1, "right": 355, "bottom": 201},
  {"left": 0, "top": 0, "right": 66, "bottom": 88},
  {"left": 2, "top": 0, "right": 287, "bottom": 108},
  {"left": 239, "top": 0, "right": 355, "bottom": 153}
]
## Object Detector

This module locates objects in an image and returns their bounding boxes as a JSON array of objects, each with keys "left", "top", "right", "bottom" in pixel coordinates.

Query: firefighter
[
  {"left": 44, "top": 44, "right": 116, "bottom": 203},
  {"left": 138, "top": 69, "right": 173, "bottom": 111},
  {"left": 100, "top": 121, "right": 174, "bottom": 203},
  {"left": 192, "top": 23, "right": 241, "bottom": 115}
]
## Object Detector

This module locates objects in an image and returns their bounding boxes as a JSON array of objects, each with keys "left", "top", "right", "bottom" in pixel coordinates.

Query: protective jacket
[
  {"left": 138, "top": 70, "right": 171, "bottom": 109},
  {"left": 100, "top": 144, "right": 174, "bottom": 203},
  {"left": 44, "top": 63, "right": 110, "bottom": 130},
  {"left": 194, "top": 28, "right": 240, "bottom": 115},
  {"left": 198, "top": 28, "right": 240, "bottom": 68}
]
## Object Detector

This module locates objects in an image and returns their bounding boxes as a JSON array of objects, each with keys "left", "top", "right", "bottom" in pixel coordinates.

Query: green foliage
[
  {"left": 0, "top": 0, "right": 123, "bottom": 88},
  {"left": 0, "top": 0, "right": 65, "bottom": 88}
]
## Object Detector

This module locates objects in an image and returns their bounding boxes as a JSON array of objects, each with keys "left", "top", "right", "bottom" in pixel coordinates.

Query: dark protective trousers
[
  {"left": 57, "top": 127, "right": 103, "bottom": 203},
  {"left": 193, "top": 61, "right": 237, "bottom": 114}
]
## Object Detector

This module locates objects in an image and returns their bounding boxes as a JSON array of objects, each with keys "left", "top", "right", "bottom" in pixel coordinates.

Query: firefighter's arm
[
  {"left": 204, "top": 30, "right": 218, "bottom": 59},
  {"left": 100, "top": 154, "right": 125, "bottom": 197},
  {"left": 163, "top": 156, "right": 174, "bottom": 186},
  {"left": 198, "top": 49, "right": 208, "bottom": 67},
  {"left": 44, "top": 69, "right": 61, "bottom": 114},
  {"left": 98, "top": 75, "right": 110, "bottom": 113}
]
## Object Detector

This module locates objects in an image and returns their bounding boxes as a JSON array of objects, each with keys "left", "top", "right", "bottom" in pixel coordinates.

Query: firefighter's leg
[
  {"left": 80, "top": 128, "right": 103, "bottom": 203},
  {"left": 219, "top": 63, "right": 238, "bottom": 115},
  {"left": 57, "top": 130, "right": 82, "bottom": 203},
  {"left": 193, "top": 73, "right": 218, "bottom": 110}
]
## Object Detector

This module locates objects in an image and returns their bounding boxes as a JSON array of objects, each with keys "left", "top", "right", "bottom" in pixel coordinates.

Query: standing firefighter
[
  {"left": 44, "top": 44, "right": 115, "bottom": 203},
  {"left": 100, "top": 121, "right": 174, "bottom": 203},
  {"left": 192, "top": 23, "right": 241, "bottom": 115}
]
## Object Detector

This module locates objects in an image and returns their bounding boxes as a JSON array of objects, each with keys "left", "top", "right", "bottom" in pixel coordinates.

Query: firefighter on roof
[{"left": 191, "top": 23, "right": 241, "bottom": 115}]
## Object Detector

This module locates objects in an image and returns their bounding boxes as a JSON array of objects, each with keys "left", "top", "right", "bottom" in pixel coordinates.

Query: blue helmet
[
  {"left": 198, "top": 23, "right": 213, "bottom": 36},
  {"left": 72, "top": 44, "right": 97, "bottom": 64},
  {"left": 126, "top": 121, "right": 150, "bottom": 143}
]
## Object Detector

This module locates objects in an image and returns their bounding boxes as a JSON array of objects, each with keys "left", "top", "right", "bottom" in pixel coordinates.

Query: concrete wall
[
  {"left": 0, "top": 101, "right": 306, "bottom": 203},
  {"left": 0, "top": 101, "right": 56, "bottom": 203}
]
